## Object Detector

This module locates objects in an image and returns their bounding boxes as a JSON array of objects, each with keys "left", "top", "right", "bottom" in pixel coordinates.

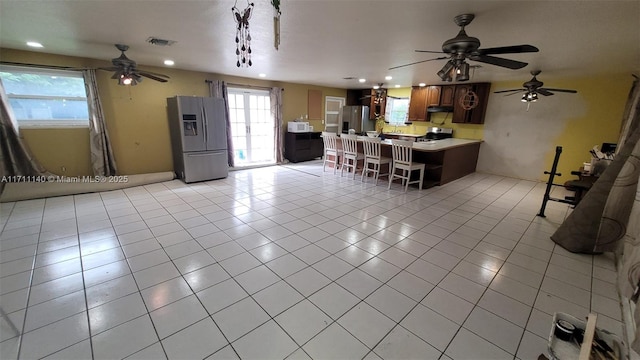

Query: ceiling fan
[
  {"left": 360, "top": 83, "right": 390, "bottom": 104},
  {"left": 360, "top": 83, "right": 403, "bottom": 104},
  {"left": 494, "top": 70, "right": 578, "bottom": 102},
  {"left": 100, "top": 44, "right": 170, "bottom": 86},
  {"left": 389, "top": 14, "right": 539, "bottom": 82}
]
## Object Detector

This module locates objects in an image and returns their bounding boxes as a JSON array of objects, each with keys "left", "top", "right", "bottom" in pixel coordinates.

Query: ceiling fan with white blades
[
  {"left": 389, "top": 14, "right": 539, "bottom": 82},
  {"left": 494, "top": 70, "right": 578, "bottom": 103},
  {"left": 100, "top": 44, "right": 170, "bottom": 86}
]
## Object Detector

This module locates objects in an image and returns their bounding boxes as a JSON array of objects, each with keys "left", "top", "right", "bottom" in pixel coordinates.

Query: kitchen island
[
  {"left": 404, "top": 138, "right": 482, "bottom": 187},
  {"left": 343, "top": 137, "right": 482, "bottom": 188}
]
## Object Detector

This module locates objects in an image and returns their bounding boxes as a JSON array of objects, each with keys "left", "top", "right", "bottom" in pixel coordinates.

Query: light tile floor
[{"left": 0, "top": 161, "right": 623, "bottom": 359}]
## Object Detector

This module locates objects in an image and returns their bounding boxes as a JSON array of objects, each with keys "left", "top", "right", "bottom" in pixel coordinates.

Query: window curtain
[
  {"left": 614, "top": 76, "right": 640, "bottom": 353},
  {"left": 550, "top": 76, "right": 640, "bottom": 254},
  {"left": 208, "top": 80, "right": 234, "bottom": 167},
  {"left": 83, "top": 69, "right": 117, "bottom": 176},
  {"left": 0, "top": 79, "right": 50, "bottom": 192},
  {"left": 270, "top": 87, "right": 284, "bottom": 163}
]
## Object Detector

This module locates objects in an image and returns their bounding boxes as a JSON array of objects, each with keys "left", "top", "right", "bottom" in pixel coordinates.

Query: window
[
  {"left": 385, "top": 97, "right": 409, "bottom": 125},
  {"left": 0, "top": 65, "right": 89, "bottom": 127}
]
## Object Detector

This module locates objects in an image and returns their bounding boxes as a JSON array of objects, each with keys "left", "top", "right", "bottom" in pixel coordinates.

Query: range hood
[{"left": 427, "top": 106, "right": 454, "bottom": 113}]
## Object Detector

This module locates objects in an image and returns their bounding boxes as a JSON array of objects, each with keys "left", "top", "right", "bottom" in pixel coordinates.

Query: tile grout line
[{"left": 13, "top": 201, "right": 44, "bottom": 360}]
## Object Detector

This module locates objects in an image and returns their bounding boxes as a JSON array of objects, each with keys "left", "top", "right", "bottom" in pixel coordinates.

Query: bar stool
[
  {"left": 340, "top": 134, "right": 364, "bottom": 179},
  {"left": 321, "top": 132, "right": 342, "bottom": 174},
  {"left": 361, "top": 137, "right": 391, "bottom": 185},
  {"left": 388, "top": 139, "right": 425, "bottom": 192}
]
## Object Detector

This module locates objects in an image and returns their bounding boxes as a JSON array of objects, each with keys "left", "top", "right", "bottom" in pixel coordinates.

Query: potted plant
[{"left": 375, "top": 113, "right": 386, "bottom": 133}]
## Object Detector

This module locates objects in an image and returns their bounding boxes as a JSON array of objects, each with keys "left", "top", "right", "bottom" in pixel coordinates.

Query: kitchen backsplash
[{"left": 381, "top": 112, "right": 484, "bottom": 140}]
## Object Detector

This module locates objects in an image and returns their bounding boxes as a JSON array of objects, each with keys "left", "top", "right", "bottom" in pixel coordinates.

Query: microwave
[{"left": 288, "top": 122, "right": 310, "bottom": 133}]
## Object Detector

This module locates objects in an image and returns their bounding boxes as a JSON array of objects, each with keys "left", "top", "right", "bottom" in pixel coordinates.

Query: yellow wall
[
  {"left": 20, "top": 128, "right": 91, "bottom": 176},
  {"left": 543, "top": 75, "right": 629, "bottom": 181},
  {"left": 276, "top": 83, "right": 346, "bottom": 132},
  {"left": 1, "top": 48, "right": 345, "bottom": 175},
  {"left": 385, "top": 87, "right": 483, "bottom": 140}
]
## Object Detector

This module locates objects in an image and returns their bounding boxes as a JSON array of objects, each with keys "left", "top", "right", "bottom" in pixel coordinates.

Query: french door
[{"left": 227, "top": 88, "right": 275, "bottom": 167}]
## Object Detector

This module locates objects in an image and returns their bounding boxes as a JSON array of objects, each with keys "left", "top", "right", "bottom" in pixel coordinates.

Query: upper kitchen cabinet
[
  {"left": 426, "top": 86, "right": 441, "bottom": 107},
  {"left": 451, "top": 82, "right": 491, "bottom": 124},
  {"left": 410, "top": 85, "right": 457, "bottom": 121},
  {"left": 346, "top": 89, "right": 386, "bottom": 119},
  {"left": 408, "top": 86, "right": 429, "bottom": 121},
  {"left": 440, "top": 85, "right": 456, "bottom": 107}
]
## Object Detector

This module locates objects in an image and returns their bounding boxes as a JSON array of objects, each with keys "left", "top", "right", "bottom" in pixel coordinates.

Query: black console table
[{"left": 285, "top": 132, "right": 324, "bottom": 163}]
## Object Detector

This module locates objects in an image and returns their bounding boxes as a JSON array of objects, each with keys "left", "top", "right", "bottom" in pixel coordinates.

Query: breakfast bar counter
[{"left": 346, "top": 137, "right": 482, "bottom": 188}]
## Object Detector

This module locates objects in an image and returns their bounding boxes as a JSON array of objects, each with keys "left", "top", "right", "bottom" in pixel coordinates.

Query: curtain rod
[
  {"left": 0, "top": 61, "right": 90, "bottom": 71},
  {"left": 205, "top": 80, "right": 282, "bottom": 91}
]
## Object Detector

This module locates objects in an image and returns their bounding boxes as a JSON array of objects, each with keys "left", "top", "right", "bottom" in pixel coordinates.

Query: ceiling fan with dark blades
[
  {"left": 359, "top": 83, "right": 401, "bottom": 104},
  {"left": 494, "top": 70, "right": 577, "bottom": 102},
  {"left": 389, "top": 14, "right": 539, "bottom": 82},
  {"left": 100, "top": 44, "right": 170, "bottom": 86}
]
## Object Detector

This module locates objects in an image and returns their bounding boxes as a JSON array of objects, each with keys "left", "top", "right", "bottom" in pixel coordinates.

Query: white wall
[{"left": 477, "top": 92, "right": 586, "bottom": 180}]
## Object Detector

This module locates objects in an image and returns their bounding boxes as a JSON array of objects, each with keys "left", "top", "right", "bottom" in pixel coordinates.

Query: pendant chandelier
[{"left": 232, "top": 1, "right": 254, "bottom": 67}]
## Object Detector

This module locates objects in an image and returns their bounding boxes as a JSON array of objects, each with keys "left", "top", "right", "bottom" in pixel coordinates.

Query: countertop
[
  {"left": 381, "top": 133, "right": 426, "bottom": 138},
  {"left": 355, "top": 136, "right": 482, "bottom": 152},
  {"left": 409, "top": 138, "right": 482, "bottom": 152}
]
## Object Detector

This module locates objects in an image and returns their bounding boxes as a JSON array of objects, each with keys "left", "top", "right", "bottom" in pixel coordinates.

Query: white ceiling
[{"left": 1, "top": 0, "right": 638, "bottom": 89}]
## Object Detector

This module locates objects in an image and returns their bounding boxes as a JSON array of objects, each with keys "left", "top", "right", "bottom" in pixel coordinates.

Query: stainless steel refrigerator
[
  {"left": 341, "top": 105, "right": 373, "bottom": 134},
  {"left": 167, "top": 96, "right": 228, "bottom": 183}
]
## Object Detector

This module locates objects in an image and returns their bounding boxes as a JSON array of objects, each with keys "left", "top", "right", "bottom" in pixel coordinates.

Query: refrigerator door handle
[{"left": 202, "top": 106, "right": 208, "bottom": 145}]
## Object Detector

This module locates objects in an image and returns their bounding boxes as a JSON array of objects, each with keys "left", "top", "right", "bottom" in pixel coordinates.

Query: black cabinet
[
  {"left": 346, "top": 89, "right": 386, "bottom": 119},
  {"left": 285, "top": 132, "right": 324, "bottom": 163}
]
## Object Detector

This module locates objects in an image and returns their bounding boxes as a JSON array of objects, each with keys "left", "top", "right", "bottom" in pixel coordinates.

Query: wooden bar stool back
[
  {"left": 361, "top": 137, "right": 391, "bottom": 185},
  {"left": 321, "top": 132, "right": 342, "bottom": 174},
  {"left": 340, "top": 134, "right": 364, "bottom": 179},
  {"left": 388, "top": 139, "right": 425, "bottom": 192}
]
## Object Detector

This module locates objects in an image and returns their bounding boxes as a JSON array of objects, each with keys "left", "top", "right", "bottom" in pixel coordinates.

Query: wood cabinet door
[
  {"left": 408, "top": 86, "right": 429, "bottom": 121},
  {"left": 440, "top": 85, "right": 456, "bottom": 107},
  {"left": 452, "top": 85, "right": 470, "bottom": 123},
  {"left": 468, "top": 83, "right": 490, "bottom": 124},
  {"left": 426, "top": 86, "right": 441, "bottom": 107},
  {"left": 452, "top": 83, "right": 490, "bottom": 124}
]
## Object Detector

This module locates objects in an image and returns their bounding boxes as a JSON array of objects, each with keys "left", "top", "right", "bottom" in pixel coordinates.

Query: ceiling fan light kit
[{"left": 521, "top": 92, "right": 538, "bottom": 102}]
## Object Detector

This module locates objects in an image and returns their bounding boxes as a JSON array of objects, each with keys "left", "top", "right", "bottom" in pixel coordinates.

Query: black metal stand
[{"left": 537, "top": 146, "right": 575, "bottom": 217}]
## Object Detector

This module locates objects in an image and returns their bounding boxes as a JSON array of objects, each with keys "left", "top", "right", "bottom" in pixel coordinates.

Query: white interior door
[
  {"left": 227, "top": 88, "right": 275, "bottom": 167},
  {"left": 324, "top": 96, "right": 345, "bottom": 134}
]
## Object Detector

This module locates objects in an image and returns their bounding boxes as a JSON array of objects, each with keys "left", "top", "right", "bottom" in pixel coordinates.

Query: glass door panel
[{"left": 227, "top": 88, "right": 274, "bottom": 166}]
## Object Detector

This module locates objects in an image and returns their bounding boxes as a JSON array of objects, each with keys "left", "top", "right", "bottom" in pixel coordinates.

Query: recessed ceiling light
[
  {"left": 373, "top": 85, "right": 380, "bottom": 90},
  {"left": 26, "top": 41, "right": 43, "bottom": 48},
  {"left": 258, "top": 73, "right": 266, "bottom": 78},
  {"left": 164, "top": 60, "right": 175, "bottom": 66},
  {"left": 418, "top": 83, "right": 426, "bottom": 87},
  {"left": 358, "top": 78, "right": 366, "bottom": 83},
  {"left": 394, "top": 84, "right": 401, "bottom": 88},
  {"left": 385, "top": 76, "right": 393, "bottom": 80}
]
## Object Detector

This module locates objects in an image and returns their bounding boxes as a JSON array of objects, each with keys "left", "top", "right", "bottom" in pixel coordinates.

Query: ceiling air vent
[{"left": 146, "top": 37, "right": 176, "bottom": 46}]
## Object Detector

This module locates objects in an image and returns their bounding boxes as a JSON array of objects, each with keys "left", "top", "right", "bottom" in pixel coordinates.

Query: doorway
[
  {"left": 227, "top": 88, "right": 275, "bottom": 167},
  {"left": 324, "top": 96, "right": 345, "bottom": 134}
]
